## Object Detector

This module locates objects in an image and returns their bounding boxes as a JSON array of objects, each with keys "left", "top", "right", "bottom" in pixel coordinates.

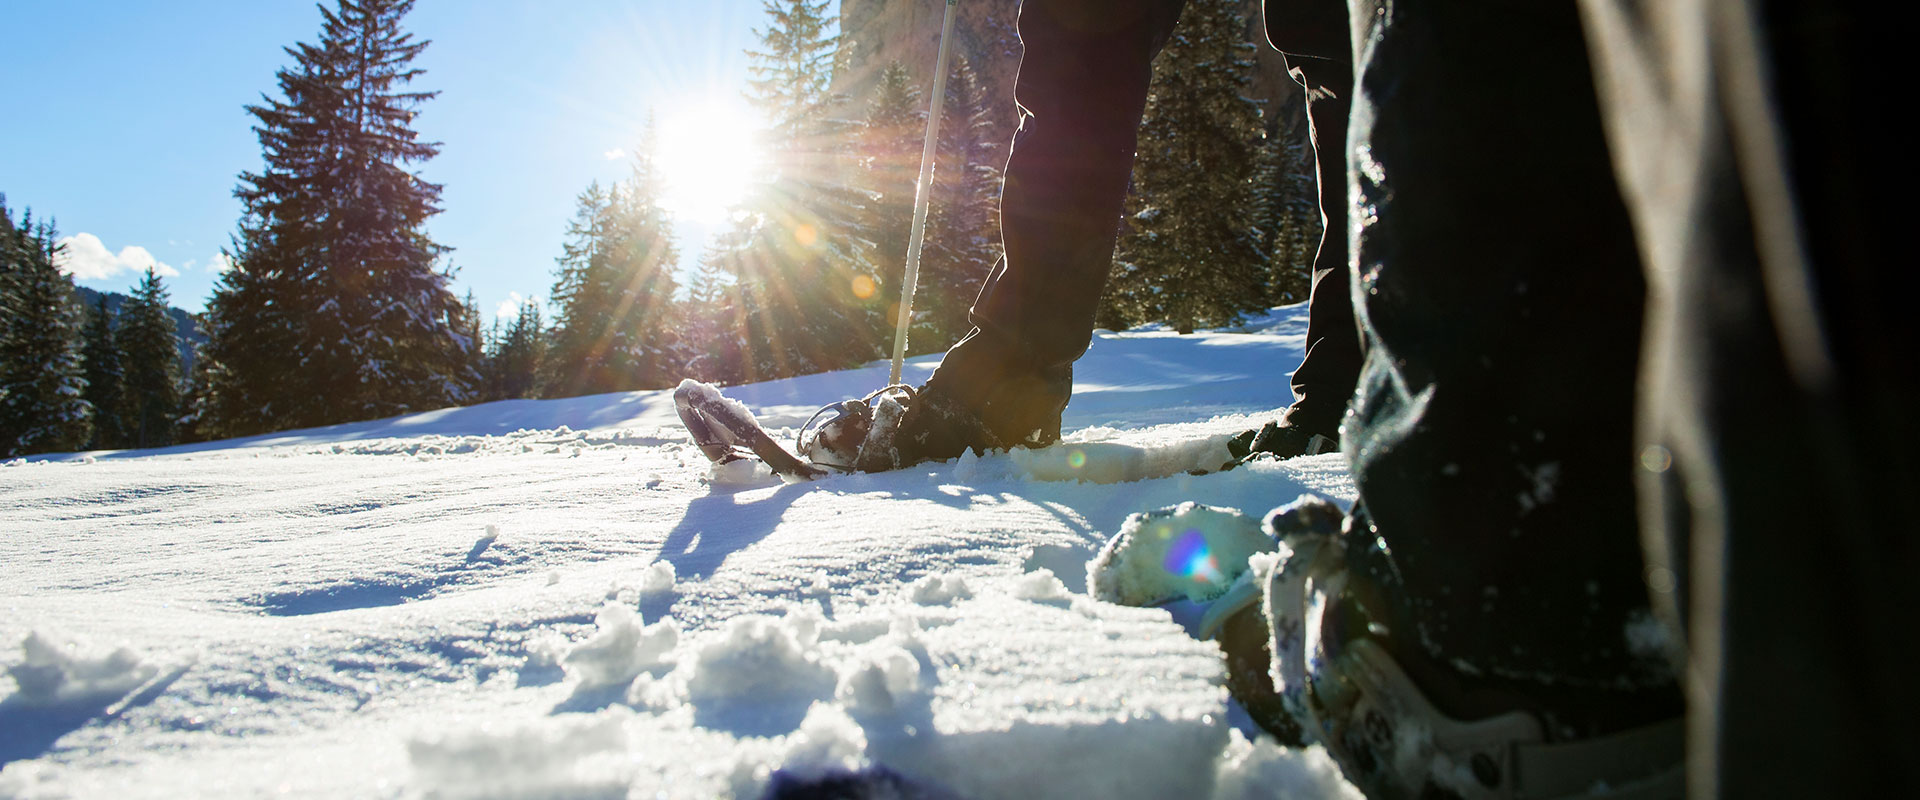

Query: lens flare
[
  {"left": 851, "top": 274, "right": 876, "bottom": 299},
  {"left": 793, "top": 224, "right": 818, "bottom": 247},
  {"left": 1067, "top": 449, "right": 1086, "bottom": 469},
  {"left": 1164, "top": 529, "right": 1226, "bottom": 586}
]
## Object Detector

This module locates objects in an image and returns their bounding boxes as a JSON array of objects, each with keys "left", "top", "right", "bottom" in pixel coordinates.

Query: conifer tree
[
  {"left": 543, "top": 124, "right": 682, "bottom": 398},
  {"left": 1100, "top": 0, "right": 1267, "bottom": 333},
  {"left": 489, "top": 301, "right": 546, "bottom": 400},
  {"left": 708, "top": 0, "right": 882, "bottom": 382},
  {"left": 0, "top": 200, "right": 92, "bottom": 457},
  {"left": 921, "top": 55, "right": 1003, "bottom": 349},
  {"left": 80, "top": 296, "right": 127, "bottom": 450},
  {"left": 119, "top": 268, "right": 183, "bottom": 448},
  {"left": 677, "top": 250, "right": 746, "bottom": 384},
  {"left": 857, "top": 61, "right": 924, "bottom": 320},
  {"left": 1250, "top": 95, "right": 1318, "bottom": 305},
  {"left": 201, "top": 0, "right": 471, "bottom": 438},
  {"left": 545, "top": 182, "right": 619, "bottom": 396},
  {"left": 177, "top": 337, "right": 215, "bottom": 444}
]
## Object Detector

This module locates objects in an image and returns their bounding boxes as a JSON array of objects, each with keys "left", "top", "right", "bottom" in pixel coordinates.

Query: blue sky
[{"left": 0, "top": 0, "right": 786, "bottom": 323}]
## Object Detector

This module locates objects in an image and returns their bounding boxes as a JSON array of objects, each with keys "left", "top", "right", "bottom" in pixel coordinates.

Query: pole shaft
[{"left": 889, "top": 0, "right": 960, "bottom": 385}]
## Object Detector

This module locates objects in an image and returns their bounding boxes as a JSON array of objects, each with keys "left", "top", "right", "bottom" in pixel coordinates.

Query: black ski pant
[
  {"left": 1579, "top": 0, "right": 1918, "bottom": 794},
  {"left": 1337, "top": 0, "right": 1682, "bottom": 736},
  {"left": 928, "top": 0, "right": 1363, "bottom": 443},
  {"left": 928, "top": 0, "right": 1187, "bottom": 419},
  {"left": 1265, "top": 1, "right": 1362, "bottom": 440},
  {"left": 1342, "top": 0, "right": 1917, "bottom": 793}
]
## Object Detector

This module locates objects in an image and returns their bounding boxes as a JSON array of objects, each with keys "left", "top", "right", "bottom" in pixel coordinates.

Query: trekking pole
[{"left": 889, "top": 0, "right": 959, "bottom": 386}]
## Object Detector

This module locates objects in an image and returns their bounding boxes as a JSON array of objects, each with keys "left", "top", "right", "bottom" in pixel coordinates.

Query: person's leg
[
  {"left": 919, "top": 0, "right": 1188, "bottom": 453},
  {"left": 1579, "top": 0, "right": 1919, "bottom": 794},
  {"left": 1329, "top": 0, "right": 1681, "bottom": 748},
  {"left": 1264, "top": 0, "right": 1360, "bottom": 444}
]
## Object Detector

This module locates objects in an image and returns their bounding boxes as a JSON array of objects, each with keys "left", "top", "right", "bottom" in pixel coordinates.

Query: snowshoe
[{"left": 675, "top": 379, "right": 828, "bottom": 481}]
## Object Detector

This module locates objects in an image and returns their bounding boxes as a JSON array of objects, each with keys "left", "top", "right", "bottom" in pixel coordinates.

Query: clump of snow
[
  {"left": 559, "top": 604, "right": 679, "bottom": 690},
  {"left": 684, "top": 611, "right": 837, "bottom": 711},
  {"left": 709, "top": 456, "right": 773, "bottom": 484},
  {"left": 1212, "top": 729, "right": 1363, "bottom": 800},
  {"left": 1008, "top": 435, "right": 1235, "bottom": 485},
  {"left": 407, "top": 708, "right": 633, "bottom": 798},
  {"left": 1010, "top": 568, "right": 1073, "bottom": 603},
  {"left": 721, "top": 703, "right": 875, "bottom": 798},
  {"left": 1089, "top": 502, "right": 1274, "bottom": 606},
  {"left": 4, "top": 631, "right": 158, "bottom": 707},
  {"left": 835, "top": 644, "right": 924, "bottom": 714},
  {"left": 777, "top": 704, "right": 870, "bottom": 780},
  {"left": 907, "top": 572, "right": 972, "bottom": 605},
  {"left": 636, "top": 560, "right": 677, "bottom": 595}
]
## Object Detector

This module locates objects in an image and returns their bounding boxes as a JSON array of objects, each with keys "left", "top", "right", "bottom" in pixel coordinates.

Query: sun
[{"left": 654, "top": 101, "right": 765, "bottom": 223}]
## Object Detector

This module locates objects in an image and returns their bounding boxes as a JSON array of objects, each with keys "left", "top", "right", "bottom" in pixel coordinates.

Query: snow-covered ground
[{"left": 0, "top": 303, "right": 1362, "bottom": 799}]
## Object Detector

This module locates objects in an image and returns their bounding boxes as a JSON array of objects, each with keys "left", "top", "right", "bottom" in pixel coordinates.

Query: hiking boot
[
  {"left": 1235, "top": 496, "right": 1685, "bottom": 799},
  {"left": 797, "top": 369, "right": 1067, "bottom": 473},
  {"left": 1227, "top": 419, "right": 1338, "bottom": 462}
]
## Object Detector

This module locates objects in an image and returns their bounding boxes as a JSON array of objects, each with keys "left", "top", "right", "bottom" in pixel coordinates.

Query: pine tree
[
  {"left": 542, "top": 127, "right": 681, "bottom": 398},
  {"left": 201, "top": 0, "right": 472, "bottom": 438},
  {"left": 489, "top": 301, "right": 546, "bottom": 400},
  {"left": 119, "top": 268, "right": 183, "bottom": 449},
  {"left": 177, "top": 336, "right": 215, "bottom": 444},
  {"left": 857, "top": 61, "right": 924, "bottom": 323},
  {"left": 1250, "top": 94, "right": 1318, "bottom": 305},
  {"left": 677, "top": 250, "right": 745, "bottom": 384},
  {"left": 707, "top": 0, "right": 882, "bottom": 382},
  {"left": 80, "top": 296, "right": 127, "bottom": 450},
  {"left": 0, "top": 199, "right": 92, "bottom": 457},
  {"left": 1100, "top": 0, "right": 1267, "bottom": 333},
  {"left": 455, "top": 288, "right": 486, "bottom": 391},
  {"left": 545, "top": 182, "right": 618, "bottom": 396},
  {"left": 920, "top": 54, "right": 1003, "bottom": 350}
]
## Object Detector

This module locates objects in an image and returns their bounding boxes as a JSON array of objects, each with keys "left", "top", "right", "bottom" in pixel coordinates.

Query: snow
[
  {"left": 0, "top": 302, "right": 1362, "bottom": 798},
  {"left": 1087, "top": 502, "right": 1275, "bottom": 606}
]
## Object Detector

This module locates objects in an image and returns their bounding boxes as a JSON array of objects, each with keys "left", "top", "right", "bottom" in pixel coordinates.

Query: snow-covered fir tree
[
  {"left": 857, "top": 61, "right": 924, "bottom": 322},
  {"left": 80, "top": 296, "right": 127, "bottom": 450},
  {"left": 0, "top": 199, "right": 92, "bottom": 457},
  {"left": 1100, "top": 0, "right": 1267, "bottom": 333},
  {"left": 119, "top": 268, "right": 183, "bottom": 449},
  {"left": 1250, "top": 95, "right": 1318, "bottom": 305},
  {"left": 676, "top": 253, "right": 745, "bottom": 384},
  {"left": 920, "top": 54, "right": 1002, "bottom": 351},
  {"left": 200, "top": 0, "right": 473, "bottom": 438},
  {"left": 705, "top": 0, "right": 883, "bottom": 382},
  {"left": 542, "top": 127, "right": 681, "bottom": 398},
  {"left": 484, "top": 301, "right": 545, "bottom": 401}
]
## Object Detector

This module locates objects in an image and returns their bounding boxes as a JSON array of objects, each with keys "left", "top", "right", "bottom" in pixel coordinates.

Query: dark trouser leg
[
  {"left": 1339, "top": 0, "right": 1679, "bottom": 731},
  {"left": 1580, "top": 1, "right": 1919, "bottom": 794},
  {"left": 927, "top": 0, "right": 1187, "bottom": 428},
  {"left": 1264, "top": 1, "right": 1360, "bottom": 440}
]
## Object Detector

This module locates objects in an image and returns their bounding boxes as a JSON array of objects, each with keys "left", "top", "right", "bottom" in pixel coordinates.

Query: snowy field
[{"left": 1, "top": 303, "right": 1362, "bottom": 799}]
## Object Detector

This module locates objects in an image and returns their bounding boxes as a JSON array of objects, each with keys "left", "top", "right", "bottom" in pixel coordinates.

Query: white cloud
[
  {"left": 496, "top": 291, "right": 526, "bottom": 320},
  {"left": 209, "top": 252, "right": 236, "bottom": 273},
  {"left": 55, "top": 233, "right": 180, "bottom": 280},
  {"left": 603, "top": 148, "right": 626, "bottom": 161}
]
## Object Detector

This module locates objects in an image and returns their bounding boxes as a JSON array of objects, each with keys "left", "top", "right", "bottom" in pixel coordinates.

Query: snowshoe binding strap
[{"left": 797, "top": 384, "right": 917, "bottom": 471}]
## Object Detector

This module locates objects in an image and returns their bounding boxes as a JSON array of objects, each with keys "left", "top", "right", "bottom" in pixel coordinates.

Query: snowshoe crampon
[{"left": 674, "top": 379, "right": 828, "bottom": 481}]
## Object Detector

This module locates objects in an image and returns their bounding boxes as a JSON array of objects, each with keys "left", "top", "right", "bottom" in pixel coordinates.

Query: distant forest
[{"left": 0, "top": 0, "right": 1318, "bottom": 458}]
